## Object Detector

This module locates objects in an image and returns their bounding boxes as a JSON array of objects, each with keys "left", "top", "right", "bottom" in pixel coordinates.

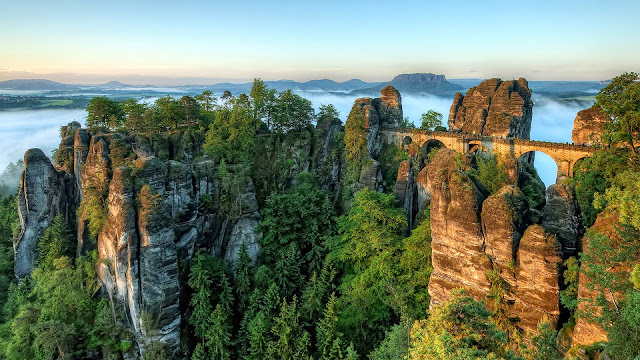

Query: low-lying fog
[{"left": 0, "top": 92, "right": 592, "bottom": 192}]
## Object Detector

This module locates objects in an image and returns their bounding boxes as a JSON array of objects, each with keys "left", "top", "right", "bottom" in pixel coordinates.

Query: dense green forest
[{"left": 0, "top": 74, "right": 638, "bottom": 359}]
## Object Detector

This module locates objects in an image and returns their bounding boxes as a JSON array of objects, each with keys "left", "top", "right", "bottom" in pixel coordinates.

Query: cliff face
[
  {"left": 571, "top": 106, "right": 608, "bottom": 145},
  {"left": 425, "top": 152, "right": 565, "bottom": 334},
  {"left": 349, "top": 86, "right": 403, "bottom": 193},
  {"left": 17, "top": 119, "right": 343, "bottom": 357},
  {"left": 448, "top": 78, "right": 533, "bottom": 139}
]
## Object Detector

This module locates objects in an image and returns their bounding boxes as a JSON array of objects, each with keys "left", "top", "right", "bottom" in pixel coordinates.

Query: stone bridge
[{"left": 382, "top": 130, "right": 600, "bottom": 181}]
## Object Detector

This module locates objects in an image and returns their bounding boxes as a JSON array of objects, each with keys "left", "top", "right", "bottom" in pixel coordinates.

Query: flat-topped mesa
[
  {"left": 571, "top": 105, "right": 608, "bottom": 145},
  {"left": 448, "top": 78, "right": 533, "bottom": 139}
]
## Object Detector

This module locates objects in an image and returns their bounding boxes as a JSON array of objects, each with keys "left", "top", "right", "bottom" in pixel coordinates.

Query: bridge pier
[{"left": 556, "top": 160, "right": 571, "bottom": 183}]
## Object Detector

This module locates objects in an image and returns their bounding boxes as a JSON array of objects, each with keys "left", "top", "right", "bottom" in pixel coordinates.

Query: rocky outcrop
[
  {"left": 426, "top": 148, "right": 564, "bottom": 335},
  {"left": 427, "top": 149, "right": 491, "bottom": 304},
  {"left": 15, "top": 149, "right": 76, "bottom": 279},
  {"left": 393, "top": 160, "right": 417, "bottom": 231},
  {"left": 571, "top": 209, "right": 622, "bottom": 346},
  {"left": 542, "top": 184, "right": 582, "bottom": 258},
  {"left": 16, "top": 122, "right": 268, "bottom": 357},
  {"left": 448, "top": 78, "right": 533, "bottom": 139},
  {"left": 352, "top": 85, "right": 403, "bottom": 160},
  {"left": 347, "top": 86, "right": 403, "bottom": 195},
  {"left": 481, "top": 186, "right": 528, "bottom": 269},
  {"left": 571, "top": 106, "right": 608, "bottom": 145},
  {"left": 512, "top": 225, "right": 563, "bottom": 332}
]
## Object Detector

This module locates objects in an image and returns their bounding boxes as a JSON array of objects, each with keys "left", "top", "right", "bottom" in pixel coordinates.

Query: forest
[{"left": 0, "top": 73, "right": 638, "bottom": 360}]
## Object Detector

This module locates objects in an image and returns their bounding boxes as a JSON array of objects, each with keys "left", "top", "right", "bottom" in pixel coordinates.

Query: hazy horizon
[
  {"left": 0, "top": 70, "right": 619, "bottom": 87},
  {"left": 2, "top": 1, "right": 638, "bottom": 84}
]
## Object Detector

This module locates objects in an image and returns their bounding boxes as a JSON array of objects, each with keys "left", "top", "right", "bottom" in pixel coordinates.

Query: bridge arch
[
  {"left": 517, "top": 151, "right": 559, "bottom": 187},
  {"left": 468, "top": 140, "right": 489, "bottom": 154},
  {"left": 420, "top": 139, "right": 446, "bottom": 158},
  {"left": 569, "top": 156, "right": 588, "bottom": 177}
]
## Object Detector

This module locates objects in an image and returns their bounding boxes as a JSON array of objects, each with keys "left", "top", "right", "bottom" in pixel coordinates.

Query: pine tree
[
  {"left": 247, "top": 311, "right": 270, "bottom": 360},
  {"left": 218, "top": 273, "right": 234, "bottom": 315},
  {"left": 188, "top": 254, "right": 214, "bottom": 341},
  {"left": 191, "top": 343, "right": 207, "bottom": 360},
  {"left": 316, "top": 293, "right": 341, "bottom": 359},
  {"left": 234, "top": 242, "right": 253, "bottom": 314},
  {"left": 344, "top": 342, "right": 359, "bottom": 360},
  {"left": 267, "top": 297, "right": 308, "bottom": 360},
  {"left": 206, "top": 305, "right": 232, "bottom": 360}
]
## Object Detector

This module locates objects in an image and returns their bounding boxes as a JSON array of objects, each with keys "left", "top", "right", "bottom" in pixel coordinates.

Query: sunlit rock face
[
  {"left": 427, "top": 162, "right": 564, "bottom": 334},
  {"left": 571, "top": 105, "right": 608, "bottom": 145},
  {"left": 448, "top": 78, "right": 533, "bottom": 139}
]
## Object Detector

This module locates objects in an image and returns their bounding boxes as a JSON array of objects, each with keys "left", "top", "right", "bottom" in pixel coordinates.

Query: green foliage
[
  {"left": 466, "top": 153, "right": 509, "bottom": 194},
  {"left": 595, "top": 72, "right": 640, "bottom": 152},
  {"left": 234, "top": 242, "right": 253, "bottom": 314},
  {"left": 595, "top": 170, "right": 640, "bottom": 232},
  {"left": 203, "top": 99, "right": 256, "bottom": 164},
  {"left": 521, "top": 322, "right": 563, "bottom": 360},
  {"left": 369, "top": 323, "right": 410, "bottom": 360},
  {"left": 560, "top": 257, "right": 580, "bottom": 312},
  {"left": 632, "top": 264, "right": 640, "bottom": 290},
  {"left": 0, "top": 195, "right": 18, "bottom": 313},
  {"left": 266, "top": 297, "right": 311, "bottom": 360},
  {"left": 271, "top": 89, "right": 315, "bottom": 133},
  {"left": 419, "top": 110, "right": 444, "bottom": 131},
  {"left": 0, "top": 215, "right": 104, "bottom": 359},
  {"left": 327, "top": 189, "right": 414, "bottom": 355},
  {"left": 206, "top": 305, "right": 233, "bottom": 360},
  {"left": 398, "top": 213, "right": 433, "bottom": 319},
  {"left": 408, "top": 289, "right": 519, "bottom": 360},
  {"left": 317, "top": 104, "right": 340, "bottom": 123},
  {"left": 571, "top": 149, "right": 631, "bottom": 228},
  {"left": 378, "top": 142, "right": 409, "bottom": 193},
  {"left": 188, "top": 252, "right": 233, "bottom": 343},
  {"left": 344, "top": 104, "right": 369, "bottom": 182},
  {"left": 316, "top": 293, "right": 342, "bottom": 360},
  {"left": 579, "top": 225, "right": 640, "bottom": 329},
  {"left": 259, "top": 176, "right": 336, "bottom": 274},
  {"left": 86, "top": 97, "right": 124, "bottom": 132},
  {"left": 606, "top": 290, "right": 640, "bottom": 359},
  {"left": 485, "top": 266, "right": 516, "bottom": 335},
  {"left": 108, "top": 137, "right": 134, "bottom": 168},
  {"left": 399, "top": 117, "right": 415, "bottom": 130},
  {"left": 217, "top": 160, "right": 250, "bottom": 219}
]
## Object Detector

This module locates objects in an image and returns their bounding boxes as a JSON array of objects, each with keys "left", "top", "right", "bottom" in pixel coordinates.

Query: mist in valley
[{"left": 0, "top": 91, "right": 593, "bottom": 194}]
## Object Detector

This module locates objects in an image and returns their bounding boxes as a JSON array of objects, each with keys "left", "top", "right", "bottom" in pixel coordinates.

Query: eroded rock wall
[
  {"left": 571, "top": 106, "right": 608, "bottom": 145},
  {"left": 448, "top": 78, "right": 533, "bottom": 139},
  {"left": 425, "top": 147, "right": 565, "bottom": 335}
]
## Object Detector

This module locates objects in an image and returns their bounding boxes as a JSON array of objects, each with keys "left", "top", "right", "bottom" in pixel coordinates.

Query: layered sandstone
[
  {"left": 448, "top": 78, "right": 533, "bottom": 139},
  {"left": 427, "top": 149, "right": 491, "bottom": 304},
  {"left": 571, "top": 106, "right": 608, "bottom": 145}
]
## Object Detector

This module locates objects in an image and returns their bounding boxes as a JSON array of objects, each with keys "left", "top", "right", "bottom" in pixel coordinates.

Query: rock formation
[
  {"left": 571, "top": 209, "right": 622, "bottom": 346},
  {"left": 448, "top": 78, "right": 533, "bottom": 139},
  {"left": 427, "top": 149, "right": 492, "bottom": 304},
  {"left": 347, "top": 86, "right": 403, "bottom": 194},
  {"left": 571, "top": 106, "right": 608, "bottom": 145},
  {"left": 15, "top": 149, "right": 74, "bottom": 278},
  {"left": 16, "top": 118, "right": 345, "bottom": 357},
  {"left": 542, "top": 184, "right": 582, "bottom": 258},
  {"left": 426, "top": 154, "right": 564, "bottom": 334}
]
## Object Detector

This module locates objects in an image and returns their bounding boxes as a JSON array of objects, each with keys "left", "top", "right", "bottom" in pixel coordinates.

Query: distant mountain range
[{"left": 0, "top": 75, "right": 610, "bottom": 96}]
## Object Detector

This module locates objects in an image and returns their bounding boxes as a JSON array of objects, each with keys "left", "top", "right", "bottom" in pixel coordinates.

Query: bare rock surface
[
  {"left": 448, "top": 78, "right": 533, "bottom": 139},
  {"left": 572, "top": 106, "right": 608, "bottom": 145}
]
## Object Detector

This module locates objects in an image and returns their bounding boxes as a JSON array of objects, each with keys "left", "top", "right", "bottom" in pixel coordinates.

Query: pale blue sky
[{"left": 1, "top": 0, "right": 639, "bottom": 84}]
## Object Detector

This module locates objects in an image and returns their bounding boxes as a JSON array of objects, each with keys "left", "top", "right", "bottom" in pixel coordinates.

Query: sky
[{"left": 1, "top": 0, "right": 639, "bottom": 84}]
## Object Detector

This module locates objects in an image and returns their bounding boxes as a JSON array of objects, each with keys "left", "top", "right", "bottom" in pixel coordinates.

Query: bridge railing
[{"left": 387, "top": 129, "right": 601, "bottom": 153}]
